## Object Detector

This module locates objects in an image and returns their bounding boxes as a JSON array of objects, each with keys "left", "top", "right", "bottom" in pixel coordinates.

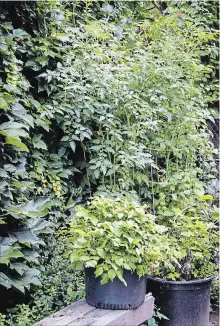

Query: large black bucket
[
  {"left": 146, "top": 276, "right": 214, "bottom": 326},
  {"left": 85, "top": 268, "right": 146, "bottom": 310}
]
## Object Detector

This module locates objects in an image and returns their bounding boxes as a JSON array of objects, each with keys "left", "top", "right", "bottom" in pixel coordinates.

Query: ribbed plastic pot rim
[{"left": 147, "top": 275, "right": 215, "bottom": 285}]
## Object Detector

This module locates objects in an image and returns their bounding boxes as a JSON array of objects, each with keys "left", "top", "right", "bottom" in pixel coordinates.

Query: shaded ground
[{"left": 209, "top": 310, "right": 219, "bottom": 326}]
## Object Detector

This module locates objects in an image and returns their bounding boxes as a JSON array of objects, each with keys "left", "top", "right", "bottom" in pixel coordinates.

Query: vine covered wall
[{"left": 0, "top": 1, "right": 218, "bottom": 324}]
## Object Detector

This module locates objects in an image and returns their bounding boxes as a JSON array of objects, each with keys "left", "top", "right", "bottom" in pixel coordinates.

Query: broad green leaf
[
  {"left": 70, "top": 141, "right": 76, "bottom": 153},
  {"left": 199, "top": 195, "right": 213, "bottom": 201},
  {"left": 192, "top": 251, "right": 203, "bottom": 258},
  {"left": 58, "top": 147, "right": 66, "bottom": 157},
  {"left": 0, "top": 97, "right": 9, "bottom": 109},
  {"left": 6, "top": 136, "right": 29, "bottom": 151},
  {"left": 108, "top": 269, "right": 116, "bottom": 281},
  {"left": 0, "top": 245, "right": 23, "bottom": 264},
  {"left": 123, "top": 263, "right": 131, "bottom": 270},
  {"left": 100, "top": 273, "right": 109, "bottom": 285},
  {"left": 0, "top": 121, "right": 29, "bottom": 130},
  {"left": 13, "top": 29, "right": 29, "bottom": 37},
  {"left": 97, "top": 248, "right": 106, "bottom": 258},
  {"left": 1, "top": 128, "right": 29, "bottom": 138},
  {"left": 30, "top": 98, "right": 41, "bottom": 109},
  {"left": 157, "top": 312, "right": 169, "bottom": 320},
  {"left": 32, "top": 135, "right": 47, "bottom": 150},
  {"left": 147, "top": 318, "right": 157, "bottom": 326},
  {"left": 12, "top": 229, "right": 44, "bottom": 246},
  {"left": 65, "top": 198, "right": 76, "bottom": 209},
  {"left": 10, "top": 262, "right": 30, "bottom": 276},
  {"left": 23, "top": 250, "right": 39, "bottom": 263},
  {"left": 0, "top": 273, "right": 11, "bottom": 289},
  {"left": 95, "top": 266, "right": 103, "bottom": 277},
  {"left": 116, "top": 270, "right": 127, "bottom": 286},
  {"left": 9, "top": 277, "right": 25, "bottom": 293},
  {"left": 12, "top": 181, "right": 35, "bottom": 189},
  {"left": 20, "top": 269, "right": 41, "bottom": 287},
  {"left": 85, "top": 260, "right": 97, "bottom": 268},
  {"left": 80, "top": 256, "right": 90, "bottom": 261}
]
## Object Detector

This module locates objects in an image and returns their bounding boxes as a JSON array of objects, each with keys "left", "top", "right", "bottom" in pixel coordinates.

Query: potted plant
[
  {"left": 67, "top": 196, "right": 170, "bottom": 310},
  {"left": 146, "top": 199, "right": 218, "bottom": 326}
]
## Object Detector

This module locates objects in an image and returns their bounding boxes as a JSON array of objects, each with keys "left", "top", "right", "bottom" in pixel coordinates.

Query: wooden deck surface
[{"left": 34, "top": 293, "right": 154, "bottom": 326}]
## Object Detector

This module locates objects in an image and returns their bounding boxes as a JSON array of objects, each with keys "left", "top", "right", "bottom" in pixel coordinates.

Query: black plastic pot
[
  {"left": 85, "top": 268, "right": 146, "bottom": 310},
  {"left": 146, "top": 275, "right": 214, "bottom": 326}
]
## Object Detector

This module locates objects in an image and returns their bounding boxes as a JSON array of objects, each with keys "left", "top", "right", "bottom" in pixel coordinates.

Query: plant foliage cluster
[
  {"left": 68, "top": 197, "right": 170, "bottom": 285},
  {"left": 0, "top": 0, "right": 218, "bottom": 325}
]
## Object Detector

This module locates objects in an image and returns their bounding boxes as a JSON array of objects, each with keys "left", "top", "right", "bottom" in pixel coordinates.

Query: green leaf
[
  {"left": 10, "top": 262, "right": 30, "bottom": 276},
  {"left": 0, "top": 245, "right": 23, "bottom": 264},
  {"left": 61, "top": 136, "right": 69, "bottom": 141},
  {"left": 192, "top": 251, "right": 203, "bottom": 258},
  {"left": 116, "top": 270, "right": 127, "bottom": 286},
  {"left": 58, "top": 147, "right": 66, "bottom": 157},
  {"left": 123, "top": 263, "right": 131, "bottom": 270},
  {"left": 100, "top": 273, "right": 109, "bottom": 285},
  {"left": 23, "top": 250, "right": 39, "bottom": 264},
  {"left": 12, "top": 103, "right": 26, "bottom": 115},
  {"left": 6, "top": 136, "right": 29, "bottom": 151},
  {"left": 95, "top": 266, "right": 103, "bottom": 277},
  {"left": 0, "top": 97, "right": 9, "bottom": 109},
  {"left": 30, "top": 99, "right": 41, "bottom": 109},
  {"left": 147, "top": 318, "right": 156, "bottom": 326},
  {"left": 199, "top": 195, "right": 213, "bottom": 201},
  {"left": 1, "top": 128, "right": 29, "bottom": 138},
  {"left": 80, "top": 256, "right": 90, "bottom": 261},
  {"left": 157, "top": 312, "right": 169, "bottom": 320},
  {"left": 20, "top": 114, "right": 34, "bottom": 128},
  {"left": 12, "top": 181, "right": 35, "bottom": 189},
  {"left": 70, "top": 141, "right": 76, "bottom": 153},
  {"left": 13, "top": 29, "right": 29, "bottom": 37},
  {"left": 97, "top": 248, "right": 106, "bottom": 258},
  {"left": 85, "top": 260, "right": 97, "bottom": 268},
  {"left": 32, "top": 135, "right": 47, "bottom": 150},
  {"left": 66, "top": 199, "right": 76, "bottom": 209},
  {"left": 0, "top": 121, "right": 29, "bottom": 130},
  {"left": 0, "top": 218, "right": 5, "bottom": 225},
  {"left": 90, "top": 215, "right": 98, "bottom": 225},
  {"left": 0, "top": 273, "right": 11, "bottom": 289},
  {"left": 20, "top": 269, "right": 41, "bottom": 286},
  {"left": 9, "top": 278, "right": 25, "bottom": 293},
  {"left": 12, "top": 229, "right": 43, "bottom": 246},
  {"left": 108, "top": 269, "right": 116, "bottom": 281}
]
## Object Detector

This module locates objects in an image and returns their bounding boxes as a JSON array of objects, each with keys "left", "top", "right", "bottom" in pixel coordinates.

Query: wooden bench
[{"left": 34, "top": 293, "right": 154, "bottom": 326}]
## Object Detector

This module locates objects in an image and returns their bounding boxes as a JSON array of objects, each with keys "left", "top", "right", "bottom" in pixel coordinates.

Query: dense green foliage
[
  {"left": 68, "top": 196, "right": 218, "bottom": 283},
  {"left": 0, "top": 0, "right": 218, "bottom": 325},
  {"left": 68, "top": 197, "right": 170, "bottom": 285},
  {"left": 153, "top": 197, "right": 218, "bottom": 281},
  {"left": 0, "top": 235, "right": 84, "bottom": 325}
]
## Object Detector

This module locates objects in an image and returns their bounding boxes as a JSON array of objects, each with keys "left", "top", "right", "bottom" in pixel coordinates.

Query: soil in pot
[
  {"left": 85, "top": 268, "right": 146, "bottom": 310},
  {"left": 146, "top": 275, "right": 214, "bottom": 326}
]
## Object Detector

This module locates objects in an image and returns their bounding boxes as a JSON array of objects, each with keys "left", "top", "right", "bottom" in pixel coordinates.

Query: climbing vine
[{"left": 0, "top": 0, "right": 218, "bottom": 324}]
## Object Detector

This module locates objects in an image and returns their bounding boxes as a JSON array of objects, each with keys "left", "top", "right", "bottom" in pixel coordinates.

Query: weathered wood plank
[
  {"left": 34, "top": 300, "right": 95, "bottom": 326},
  {"left": 91, "top": 295, "right": 154, "bottom": 326},
  {"left": 34, "top": 294, "right": 154, "bottom": 326},
  {"left": 68, "top": 308, "right": 109, "bottom": 326},
  {"left": 53, "top": 299, "right": 88, "bottom": 316}
]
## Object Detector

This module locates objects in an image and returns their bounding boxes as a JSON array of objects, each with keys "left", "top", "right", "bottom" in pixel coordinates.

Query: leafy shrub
[
  {"left": 0, "top": 2, "right": 82, "bottom": 293},
  {"left": 68, "top": 197, "right": 170, "bottom": 285},
  {"left": 0, "top": 234, "right": 84, "bottom": 325},
  {"left": 152, "top": 198, "right": 218, "bottom": 281}
]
